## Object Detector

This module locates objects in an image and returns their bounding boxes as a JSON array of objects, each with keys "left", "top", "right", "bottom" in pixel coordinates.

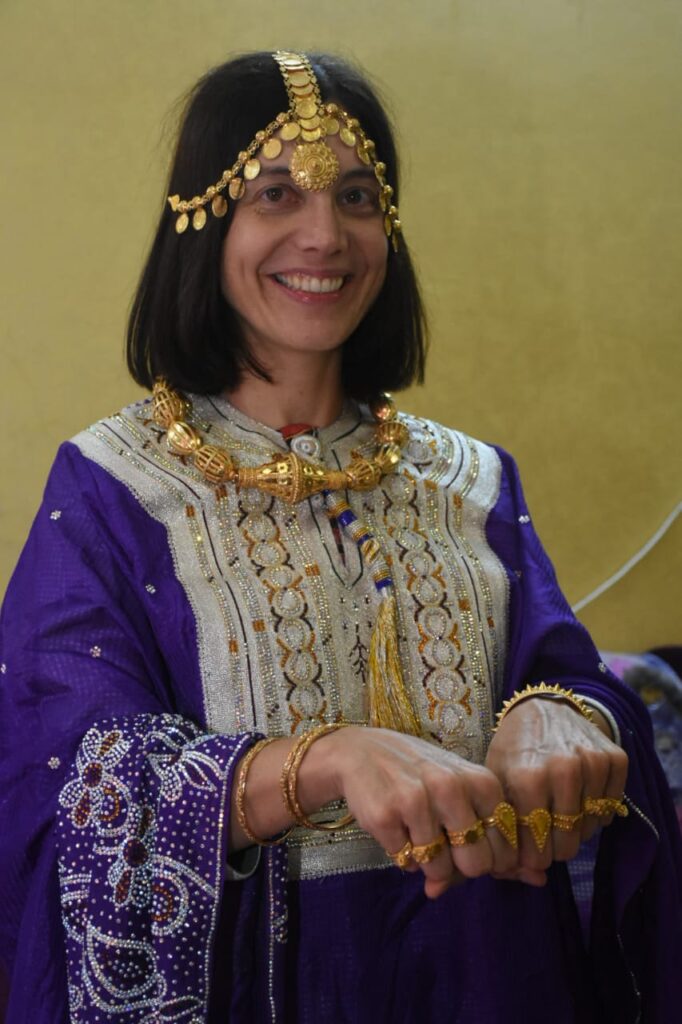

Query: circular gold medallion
[
  {"left": 339, "top": 127, "right": 356, "bottom": 147},
  {"left": 192, "top": 207, "right": 207, "bottom": 230},
  {"left": 175, "top": 213, "right": 189, "bottom": 234},
  {"left": 229, "top": 178, "right": 245, "bottom": 200},
  {"left": 211, "top": 194, "right": 228, "bottom": 217},
  {"left": 279, "top": 122, "right": 301, "bottom": 141},
  {"left": 323, "top": 116, "right": 340, "bottom": 135},
  {"left": 289, "top": 141, "right": 340, "bottom": 191},
  {"left": 262, "top": 137, "right": 283, "bottom": 160}
]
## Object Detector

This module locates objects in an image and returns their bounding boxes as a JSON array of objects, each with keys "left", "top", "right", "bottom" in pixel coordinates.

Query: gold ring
[
  {"left": 583, "top": 797, "right": 628, "bottom": 819},
  {"left": 518, "top": 808, "right": 552, "bottom": 852},
  {"left": 482, "top": 801, "right": 518, "bottom": 849},
  {"left": 410, "top": 833, "right": 447, "bottom": 865},
  {"left": 447, "top": 820, "right": 485, "bottom": 847},
  {"left": 388, "top": 840, "right": 413, "bottom": 869},
  {"left": 552, "top": 812, "right": 584, "bottom": 832}
]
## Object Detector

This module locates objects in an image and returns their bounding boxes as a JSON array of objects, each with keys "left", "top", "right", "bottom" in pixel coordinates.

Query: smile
[{"left": 273, "top": 273, "right": 346, "bottom": 294}]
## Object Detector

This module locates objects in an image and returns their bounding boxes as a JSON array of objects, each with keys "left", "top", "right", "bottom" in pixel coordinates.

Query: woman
[{"left": 0, "top": 50, "right": 680, "bottom": 1024}]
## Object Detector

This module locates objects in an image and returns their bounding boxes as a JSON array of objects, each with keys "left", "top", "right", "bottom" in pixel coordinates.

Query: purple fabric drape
[{"left": 1, "top": 439, "right": 680, "bottom": 1023}]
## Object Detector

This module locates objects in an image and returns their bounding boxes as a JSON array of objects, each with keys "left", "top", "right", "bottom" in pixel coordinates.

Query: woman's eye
[
  {"left": 341, "top": 187, "right": 379, "bottom": 210},
  {"left": 262, "top": 186, "right": 285, "bottom": 202}
]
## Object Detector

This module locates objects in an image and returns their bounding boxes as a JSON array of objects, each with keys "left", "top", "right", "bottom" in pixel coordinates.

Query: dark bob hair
[{"left": 127, "top": 51, "right": 427, "bottom": 402}]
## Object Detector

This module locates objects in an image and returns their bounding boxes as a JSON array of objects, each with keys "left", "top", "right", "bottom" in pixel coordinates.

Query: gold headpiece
[{"left": 167, "top": 51, "right": 402, "bottom": 250}]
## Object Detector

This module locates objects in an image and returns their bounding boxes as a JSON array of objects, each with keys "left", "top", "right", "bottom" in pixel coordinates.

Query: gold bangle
[
  {"left": 494, "top": 682, "right": 594, "bottom": 732},
  {"left": 235, "top": 738, "right": 294, "bottom": 847},
  {"left": 281, "top": 723, "right": 355, "bottom": 832}
]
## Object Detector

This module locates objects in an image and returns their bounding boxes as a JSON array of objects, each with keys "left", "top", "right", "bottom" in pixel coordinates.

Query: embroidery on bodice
[{"left": 74, "top": 397, "right": 509, "bottom": 878}]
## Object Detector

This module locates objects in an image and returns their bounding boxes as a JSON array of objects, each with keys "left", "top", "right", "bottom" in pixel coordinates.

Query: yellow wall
[{"left": 2, "top": 0, "right": 680, "bottom": 650}]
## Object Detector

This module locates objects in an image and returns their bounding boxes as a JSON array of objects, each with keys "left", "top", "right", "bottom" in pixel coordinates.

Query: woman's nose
[{"left": 296, "top": 195, "right": 346, "bottom": 253}]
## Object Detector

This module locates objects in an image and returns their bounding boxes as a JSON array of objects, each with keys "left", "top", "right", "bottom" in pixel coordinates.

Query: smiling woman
[{"left": 1, "top": 49, "right": 681, "bottom": 1024}]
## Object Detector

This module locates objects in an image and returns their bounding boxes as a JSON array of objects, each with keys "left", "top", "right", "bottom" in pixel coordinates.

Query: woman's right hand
[{"left": 301, "top": 726, "right": 522, "bottom": 899}]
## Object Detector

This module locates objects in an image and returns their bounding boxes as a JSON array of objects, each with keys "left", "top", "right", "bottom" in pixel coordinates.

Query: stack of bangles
[{"left": 235, "top": 723, "right": 355, "bottom": 846}]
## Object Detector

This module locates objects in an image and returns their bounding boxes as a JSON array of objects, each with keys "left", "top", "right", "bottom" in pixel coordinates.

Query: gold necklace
[{"left": 151, "top": 379, "right": 409, "bottom": 504}]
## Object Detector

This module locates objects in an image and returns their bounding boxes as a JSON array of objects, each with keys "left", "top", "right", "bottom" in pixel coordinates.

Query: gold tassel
[{"left": 367, "top": 594, "right": 421, "bottom": 735}]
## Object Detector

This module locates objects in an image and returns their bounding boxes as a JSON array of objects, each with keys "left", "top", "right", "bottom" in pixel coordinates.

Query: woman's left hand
[{"left": 485, "top": 697, "right": 628, "bottom": 883}]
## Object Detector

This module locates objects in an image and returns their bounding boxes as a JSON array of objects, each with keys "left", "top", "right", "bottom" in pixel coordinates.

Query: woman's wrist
[{"left": 230, "top": 727, "right": 352, "bottom": 851}]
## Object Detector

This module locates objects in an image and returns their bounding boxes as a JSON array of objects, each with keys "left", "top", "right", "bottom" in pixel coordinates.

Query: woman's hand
[
  {"left": 313, "top": 726, "right": 520, "bottom": 899},
  {"left": 484, "top": 698, "right": 628, "bottom": 881}
]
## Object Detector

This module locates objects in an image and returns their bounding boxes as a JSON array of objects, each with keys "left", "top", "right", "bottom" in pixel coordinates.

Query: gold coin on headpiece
[
  {"left": 279, "top": 122, "right": 301, "bottom": 141},
  {"left": 323, "top": 116, "right": 340, "bottom": 135},
  {"left": 168, "top": 194, "right": 180, "bottom": 211},
  {"left": 211, "top": 194, "right": 228, "bottom": 217},
  {"left": 292, "top": 83, "right": 315, "bottom": 97},
  {"left": 289, "top": 71, "right": 310, "bottom": 87},
  {"left": 301, "top": 128, "right": 322, "bottom": 142},
  {"left": 262, "top": 137, "right": 283, "bottom": 160},
  {"left": 244, "top": 158, "right": 261, "bottom": 181},
  {"left": 229, "top": 178, "right": 245, "bottom": 200},
  {"left": 356, "top": 145, "right": 371, "bottom": 165},
  {"left": 281, "top": 56, "right": 305, "bottom": 68},
  {"left": 192, "top": 207, "right": 207, "bottom": 230},
  {"left": 340, "top": 127, "right": 356, "bottom": 147},
  {"left": 175, "top": 213, "right": 189, "bottom": 234},
  {"left": 384, "top": 215, "right": 392, "bottom": 237},
  {"left": 296, "top": 97, "right": 318, "bottom": 119},
  {"left": 299, "top": 115, "right": 321, "bottom": 130}
]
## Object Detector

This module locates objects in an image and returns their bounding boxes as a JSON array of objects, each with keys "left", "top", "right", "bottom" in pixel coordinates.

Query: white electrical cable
[{"left": 571, "top": 503, "right": 681, "bottom": 613}]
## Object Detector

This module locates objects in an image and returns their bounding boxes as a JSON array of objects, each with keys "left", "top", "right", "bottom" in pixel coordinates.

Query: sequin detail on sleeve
[{"left": 56, "top": 714, "right": 274, "bottom": 1022}]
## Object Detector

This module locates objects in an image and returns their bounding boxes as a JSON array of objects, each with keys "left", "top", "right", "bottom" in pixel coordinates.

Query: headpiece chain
[{"left": 167, "top": 51, "right": 402, "bottom": 250}]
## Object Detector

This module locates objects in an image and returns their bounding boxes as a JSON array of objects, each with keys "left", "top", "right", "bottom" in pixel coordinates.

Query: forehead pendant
[
  {"left": 167, "top": 51, "right": 403, "bottom": 249},
  {"left": 273, "top": 52, "right": 340, "bottom": 191}
]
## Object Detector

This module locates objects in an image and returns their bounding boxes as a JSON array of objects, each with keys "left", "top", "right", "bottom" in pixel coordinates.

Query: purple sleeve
[
  {"left": 487, "top": 445, "right": 682, "bottom": 1018},
  {"left": 0, "top": 445, "right": 274, "bottom": 1023}
]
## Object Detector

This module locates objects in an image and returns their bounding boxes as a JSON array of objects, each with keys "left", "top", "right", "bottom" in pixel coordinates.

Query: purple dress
[{"left": 1, "top": 399, "right": 680, "bottom": 1023}]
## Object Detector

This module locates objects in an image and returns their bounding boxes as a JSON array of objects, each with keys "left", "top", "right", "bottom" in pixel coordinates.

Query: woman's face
[{"left": 220, "top": 134, "right": 388, "bottom": 367}]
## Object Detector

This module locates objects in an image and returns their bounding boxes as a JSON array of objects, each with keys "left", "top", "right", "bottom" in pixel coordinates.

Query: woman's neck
[{"left": 225, "top": 354, "right": 345, "bottom": 429}]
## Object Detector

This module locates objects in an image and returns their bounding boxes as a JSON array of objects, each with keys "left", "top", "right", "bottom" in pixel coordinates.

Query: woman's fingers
[{"left": 487, "top": 698, "right": 629, "bottom": 869}]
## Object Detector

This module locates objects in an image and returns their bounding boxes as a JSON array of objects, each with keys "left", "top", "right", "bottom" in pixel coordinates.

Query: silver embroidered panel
[{"left": 73, "top": 396, "right": 509, "bottom": 880}]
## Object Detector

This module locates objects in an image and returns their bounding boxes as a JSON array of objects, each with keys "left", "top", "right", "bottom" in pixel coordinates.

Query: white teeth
[{"left": 275, "top": 273, "right": 345, "bottom": 293}]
